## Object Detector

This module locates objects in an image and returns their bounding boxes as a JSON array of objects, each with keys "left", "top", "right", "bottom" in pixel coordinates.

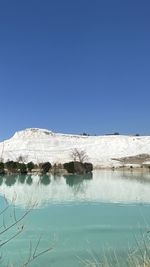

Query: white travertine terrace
[{"left": 0, "top": 128, "right": 150, "bottom": 167}]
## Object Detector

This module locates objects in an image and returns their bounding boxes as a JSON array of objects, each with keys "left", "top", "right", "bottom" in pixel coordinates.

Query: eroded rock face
[
  {"left": 112, "top": 154, "right": 150, "bottom": 165},
  {"left": 12, "top": 128, "right": 54, "bottom": 139},
  {"left": 1, "top": 128, "right": 150, "bottom": 167}
]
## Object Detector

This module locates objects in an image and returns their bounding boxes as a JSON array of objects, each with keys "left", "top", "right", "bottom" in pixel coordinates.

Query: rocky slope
[{"left": 0, "top": 128, "right": 150, "bottom": 167}]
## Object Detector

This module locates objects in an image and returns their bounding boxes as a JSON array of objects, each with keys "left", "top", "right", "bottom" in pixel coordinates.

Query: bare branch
[
  {"left": 0, "top": 206, "right": 9, "bottom": 217},
  {"left": 0, "top": 227, "right": 24, "bottom": 248},
  {"left": 0, "top": 201, "right": 52, "bottom": 267},
  {"left": 70, "top": 148, "right": 89, "bottom": 163},
  {"left": 0, "top": 205, "right": 34, "bottom": 236},
  {"left": 21, "top": 236, "right": 53, "bottom": 267}
]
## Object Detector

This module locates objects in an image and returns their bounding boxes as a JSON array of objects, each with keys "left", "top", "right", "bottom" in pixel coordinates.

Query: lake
[{"left": 0, "top": 170, "right": 150, "bottom": 267}]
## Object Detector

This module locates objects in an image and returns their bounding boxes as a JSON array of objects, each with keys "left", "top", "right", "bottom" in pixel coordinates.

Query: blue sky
[{"left": 0, "top": 0, "right": 150, "bottom": 140}]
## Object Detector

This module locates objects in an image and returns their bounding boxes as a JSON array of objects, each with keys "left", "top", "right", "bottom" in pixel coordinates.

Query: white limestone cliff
[{"left": 0, "top": 128, "right": 150, "bottom": 167}]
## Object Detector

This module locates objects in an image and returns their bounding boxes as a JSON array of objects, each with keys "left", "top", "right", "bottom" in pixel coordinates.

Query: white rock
[{"left": 0, "top": 128, "right": 150, "bottom": 167}]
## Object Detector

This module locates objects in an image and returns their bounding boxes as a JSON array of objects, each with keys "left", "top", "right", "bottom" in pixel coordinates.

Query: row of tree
[
  {"left": 0, "top": 161, "right": 52, "bottom": 175},
  {"left": 0, "top": 160, "right": 93, "bottom": 175},
  {"left": 0, "top": 149, "right": 93, "bottom": 175}
]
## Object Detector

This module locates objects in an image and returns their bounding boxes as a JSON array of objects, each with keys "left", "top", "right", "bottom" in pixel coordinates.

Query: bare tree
[
  {"left": 17, "top": 155, "right": 28, "bottom": 163},
  {"left": 70, "top": 148, "right": 89, "bottom": 163},
  {"left": 0, "top": 200, "right": 53, "bottom": 266}
]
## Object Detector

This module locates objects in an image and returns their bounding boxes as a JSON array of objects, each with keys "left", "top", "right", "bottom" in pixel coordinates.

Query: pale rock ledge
[{"left": 0, "top": 128, "right": 150, "bottom": 168}]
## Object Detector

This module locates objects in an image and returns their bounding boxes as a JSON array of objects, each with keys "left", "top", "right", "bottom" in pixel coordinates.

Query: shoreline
[
  {"left": 94, "top": 167, "right": 150, "bottom": 171},
  {"left": 1, "top": 166, "right": 150, "bottom": 176}
]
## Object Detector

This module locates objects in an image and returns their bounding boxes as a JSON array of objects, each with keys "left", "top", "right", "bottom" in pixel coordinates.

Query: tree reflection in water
[
  {"left": 18, "top": 175, "right": 26, "bottom": 184},
  {"left": 1, "top": 171, "right": 150, "bottom": 207},
  {"left": 40, "top": 175, "right": 51, "bottom": 185},
  {"left": 26, "top": 175, "right": 33, "bottom": 185},
  {"left": 63, "top": 173, "right": 93, "bottom": 195},
  {"left": 0, "top": 175, "right": 4, "bottom": 185},
  {"left": 0, "top": 173, "right": 93, "bottom": 188},
  {"left": 5, "top": 175, "right": 16, "bottom": 186},
  {"left": 64, "top": 173, "right": 93, "bottom": 187}
]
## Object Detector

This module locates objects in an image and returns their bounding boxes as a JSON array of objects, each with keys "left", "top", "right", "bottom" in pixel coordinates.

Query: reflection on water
[
  {"left": 5, "top": 175, "right": 17, "bottom": 186},
  {"left": 1, "top": 171, "right": 150, "bottom": 267},
  {"left": 40, "top": 175, "right": 51, "bottom": 185},
  {"left": 26, "top": 175, "right": 33, "bottom": 185},
  {"left": 64, "top": 173, "right": 92, "bottom": 187},
  {"left": 0, "top": 170, "right": 150, "bottom": 208}
]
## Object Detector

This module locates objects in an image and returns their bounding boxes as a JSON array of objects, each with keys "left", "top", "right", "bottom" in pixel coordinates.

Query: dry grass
[
  {"left": 81, "top": 257, "right": 150, "bottom": 267},
  {"left": 79, "top": 238, "right": 150, "bottom": 267}
]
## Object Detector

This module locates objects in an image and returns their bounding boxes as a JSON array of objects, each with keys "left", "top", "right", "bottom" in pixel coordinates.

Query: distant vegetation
[
  {"left": 0, "top": 162, "right": 4, "bottom": 174},
  {"left": 0, "top": 148, "right": 93, "bottom": 175},
  {"left": 63, "top": 161, "right": 93, "bottom": 175},
  {"left": 27, "top": 161, "right": 34, "bottom": 172},
  {"left": 40, "top": 162, "right": 52, "bottom": 174},
  {"left": 0, "top": 159, "right": 93, "bottom": 176}
]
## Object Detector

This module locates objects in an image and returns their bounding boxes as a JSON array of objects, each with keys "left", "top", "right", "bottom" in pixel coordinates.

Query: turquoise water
[{"left": 0, "top": 170, "right": 150, "bottom": 266}]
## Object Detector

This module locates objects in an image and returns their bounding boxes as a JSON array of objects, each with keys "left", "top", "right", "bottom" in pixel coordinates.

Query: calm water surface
[{"left": 0, "top": 170, "right": 150, "bottom": 267}]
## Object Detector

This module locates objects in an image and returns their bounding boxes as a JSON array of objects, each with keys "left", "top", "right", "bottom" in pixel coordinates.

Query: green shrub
[
  {"left": 64, "top": 161, "right": 93, "bottom": 174},
  {"left": 74, "top": 161, "right": 86, "bottom": 174},
  {"left": 0, "top": 162, "right": 4, "bottom": 174},
  {"left": 63, "top": 162, "right": 75, "bottom": 173},
  {"left": 84, "top": 162, "right": 93, "bottom": 173},
  {"left": 19, "top": 163, "right": 27, "bottom": 174},
  {"left": 5, "top": 161, "right": 18, "bottom": 173},
  {"left": 41, "top": 162, "right": 52, "bottom": 174},
  {"left": 27, "top": 162, "right": 35, "bottom": 172}
]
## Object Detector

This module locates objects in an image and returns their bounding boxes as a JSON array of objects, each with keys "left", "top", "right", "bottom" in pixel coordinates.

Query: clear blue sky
[{"left": 0, "top": 0, "right": 150, "bottom": 140}]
